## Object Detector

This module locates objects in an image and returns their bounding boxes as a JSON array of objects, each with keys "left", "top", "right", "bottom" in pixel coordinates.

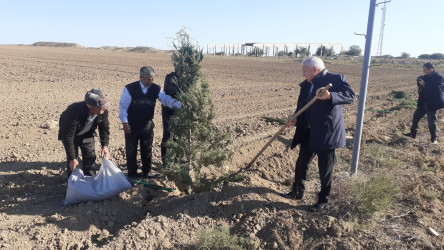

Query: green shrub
[
  {"left": 389, "top": 90, "right": 417, "bottom": 110},
  {"left": 390, "top": 98, "right": 417, "bottom": 111},
  {"left": 390, "top": 90, "right": 407, "bottom": 99},
  {"left": 195, "top": 227, "right": 257, "bottom": 250},
  {"left": 395, "top": 99, "right": 417, "bottom": 110},
  {"left": 352, "top": 173, "right": 400, "bottom": 214}
]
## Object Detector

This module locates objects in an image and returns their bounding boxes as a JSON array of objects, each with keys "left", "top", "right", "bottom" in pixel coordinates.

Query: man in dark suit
[
  {"left": 403, "top": 62, "right": 444, "bottom": 143},
  {"left": 58, "top": 88, "right": 110, "bottom": 177},
  {"left": 281, "top": 56, "right": 355, "bottom": 212}
]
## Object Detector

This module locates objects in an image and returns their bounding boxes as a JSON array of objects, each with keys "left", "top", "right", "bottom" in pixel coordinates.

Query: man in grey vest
[{"left": 119, "top": 66, "right": 182, "bottom": 178}]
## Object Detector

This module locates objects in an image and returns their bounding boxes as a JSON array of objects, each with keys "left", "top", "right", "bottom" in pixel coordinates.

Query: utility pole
[
  {"left": 376, "top": 3, "right": 387, "bottom": 56},
  {"left": 350, "top": 0, "right": 391, "bottom": 175}
]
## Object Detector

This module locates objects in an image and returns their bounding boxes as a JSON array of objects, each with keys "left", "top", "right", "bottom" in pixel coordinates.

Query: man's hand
[
  {"left": 123, "top": 123, "right": 131, "bottom": 134},
  {"left": 101, "top": 146, "right": 110, "bottom": 158},
  {"left": 69, "top": 159, "right": 79, "bottom": 172},
  {"left": 316, "top": 87, "right": 331, "bottom": 100},
  {"left": 418, "top": 78, "right": 425, "bottom": 86},
  {"left": 286, "top": 119, "right": 296, "bottom": 128}
]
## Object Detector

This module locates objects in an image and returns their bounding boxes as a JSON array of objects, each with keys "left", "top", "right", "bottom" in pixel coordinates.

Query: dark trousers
[
  {"left": 65, "top": 136, "right": 96, "bottom": 177},
  {"left": 411, "top": 104, "right": 437, "bottom": 140},
  {"left": 293, "top": 130, "right": 335, "bottom": 203},
  {"left": 125, "top": 121, "right": 154, "bottom": 175},
  {"left": 161, "top": 111, "right": 174, "bottom": 164}
]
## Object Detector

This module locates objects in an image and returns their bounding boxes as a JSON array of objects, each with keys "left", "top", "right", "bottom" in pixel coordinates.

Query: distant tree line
[
  {"left": 418, "top": 53, "right": 444, "bottom": 60},
  {"left": 239, "top": 44, "right": 443, "bottom": 60},
  {"left": 242, "top": 45, "right": 363, "bottom": 57},
  {"left": 292, "top": 45, "right": 362, "bottom": 57},
  {"left": 375, "top": 52, "right": 444, "bottom": 60},
  {"left": 313, "top": 45, "right": 362, "bottom": 57}
]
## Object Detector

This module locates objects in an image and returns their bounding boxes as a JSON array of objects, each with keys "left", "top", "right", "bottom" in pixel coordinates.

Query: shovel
[{"left": 225, "top": 83, "right": 333, "bottom": 180}]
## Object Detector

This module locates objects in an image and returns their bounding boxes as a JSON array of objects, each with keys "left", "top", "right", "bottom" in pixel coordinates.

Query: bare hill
[{"left": 32, "top": 41, "right": 83, "bottom": 48}]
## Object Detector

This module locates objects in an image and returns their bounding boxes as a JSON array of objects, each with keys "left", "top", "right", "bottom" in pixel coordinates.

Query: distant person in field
[
  {"left": 58, "top": 88, "right": 111, "bottom": 177},
  {"left": 161, "top": 70, "right": 180, "bottom": 164},
  {"left": 403, "top": 62, "right": 444, "bottom": 144},
  {"left": 119, "top": 66, "right": 182, "bottom": 178},
  {"left": 281, "top": 56, "right": 355, "bottom": 212}
]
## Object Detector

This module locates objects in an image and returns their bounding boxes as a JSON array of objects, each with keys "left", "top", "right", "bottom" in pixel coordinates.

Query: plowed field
[{"left": 1, "top": 45, "right": 443, "bottom": 249}]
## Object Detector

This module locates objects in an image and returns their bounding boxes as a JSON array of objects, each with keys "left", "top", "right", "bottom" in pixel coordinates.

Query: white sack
[{"left": 64, "top": 157, "right": 132, "bottom": 206}]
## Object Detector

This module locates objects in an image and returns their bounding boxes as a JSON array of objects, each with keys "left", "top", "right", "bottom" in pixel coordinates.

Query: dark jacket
[
  {"left": 162, "top": 72, "right": 180, "bottom": 118},
  {"left": 291, "top": 69, "right": 355, "bottom": 151},
  {"left": 58, "top": 102, "right": 110, "bottom": 161},
  {"left": 418, "top": 70, "right": 444, "bottom": 111}
]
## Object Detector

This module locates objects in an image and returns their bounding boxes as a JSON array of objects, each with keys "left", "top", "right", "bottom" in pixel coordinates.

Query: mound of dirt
[
  {"left": 97, "top": 46, "right": 127, "bottom": 52},
  {"left": 127, "top": 46, "right": 159, "bottom": 53}
]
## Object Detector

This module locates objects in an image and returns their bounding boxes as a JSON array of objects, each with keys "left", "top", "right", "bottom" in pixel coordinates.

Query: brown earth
[{"left": 0, "top": 45, "right": 443, "bottom": 249}]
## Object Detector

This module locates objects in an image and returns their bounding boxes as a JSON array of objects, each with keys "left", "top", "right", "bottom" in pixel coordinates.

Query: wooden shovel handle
[
  {"left": 218, "top": 83, "right": 333, "bottom": 183},
  {"left": 244, "top": 83, "right": 333, "bottom": 168}
]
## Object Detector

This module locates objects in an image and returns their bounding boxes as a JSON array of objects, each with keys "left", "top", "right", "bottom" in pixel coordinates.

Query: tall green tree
[
  {"left": 171, "top": 30, "right": 203, "bottom": 92},
  {"left": 295, "top": 47, "right": 308, "bottom": 57},
  {"left": 316, "top": 46, "right": 335, "bottom": 57},
  {"left": 345, "top": 45, "right": 362, "bottom": 56},
  {"left": 400, "top": 52, "right": 410, "bottom": 59},
  {"left": 163, "top": 29, "right": 233, "bottom": 193}
]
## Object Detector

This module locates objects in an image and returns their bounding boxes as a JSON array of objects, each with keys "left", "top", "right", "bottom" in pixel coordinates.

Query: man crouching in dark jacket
[
  {"left": 58, "top": 88, "right": 111, "bottom": 177},
  {"left": 281, "top": 56, "right": 355, "bottom": 212}
]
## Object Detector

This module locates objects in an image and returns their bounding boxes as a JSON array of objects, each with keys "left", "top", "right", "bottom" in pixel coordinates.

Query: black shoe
[
  {"left": 146, "top": 194, "right": 154, "bottom": 202},
  {"left": 280, "top": 190, "right": 303, "bottom": 200},
  {"left": 83, "top": 171, "right": 93, "bottom": 176},
  {"left": 143, "top": 172, "right": 158, "bottom": 178},
  {"left": 402, "top": 132, "right": 416, "bottom": 139},
  {"left": 310, "top": 201, "right": 328, "bottom": 212},
  {"left": 127, "top": 173, "right": 143, "bottom": 179}
]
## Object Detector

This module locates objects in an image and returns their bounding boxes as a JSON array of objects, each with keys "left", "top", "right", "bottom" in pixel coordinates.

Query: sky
[{"left": 0, "top": 0, "right": 442, "bottom": 58}]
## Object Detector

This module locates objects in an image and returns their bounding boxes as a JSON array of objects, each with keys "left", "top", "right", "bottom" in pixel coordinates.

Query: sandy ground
[{"left": 0, "top": 45, "right": 443, "bottom": 249}]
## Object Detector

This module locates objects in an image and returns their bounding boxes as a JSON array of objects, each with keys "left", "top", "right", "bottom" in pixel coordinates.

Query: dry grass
[
  {"left": 195, "top": 226, "right": 257, "bottom": 250},
  {"left": 351, "top": 173, "right": 400, "bottom": 214}
]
